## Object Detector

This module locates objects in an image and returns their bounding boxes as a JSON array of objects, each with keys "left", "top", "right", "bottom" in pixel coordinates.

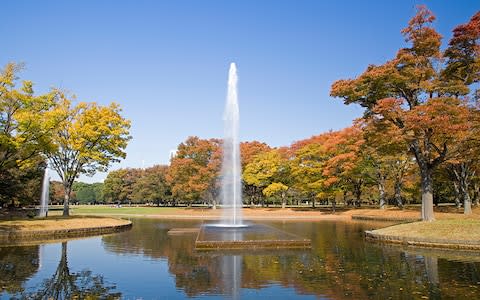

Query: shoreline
[
  {"left": 72, "top": 207, "right": 480, "bottom": 251},
  {"left": 0, "top": 216, "right": 132, "bottom": 245},
  {"left": 2, "top": 207, "right": 479, "bottom": 250}
]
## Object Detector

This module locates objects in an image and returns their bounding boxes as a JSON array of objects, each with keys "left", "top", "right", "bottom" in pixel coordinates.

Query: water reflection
[
  {"left": 102, "top": 219, "right": 480, "bottom": 299},
  {"left": 0, "top": 242, "right": 120, "bottom": 299},
  {"left": 0, "top": 245, "right": 39, "bottom": 294},
  {"left": 23, "top": 242, "right": 121, "bottom": 299},
  {"left": 221, "top": 255, "right": 242, "bottom": 299},
  {"left": 0, "top": 219, "right": 479, "bottom": 299}
]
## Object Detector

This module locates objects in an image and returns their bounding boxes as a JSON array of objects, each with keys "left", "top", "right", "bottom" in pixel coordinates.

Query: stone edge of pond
[
  {"left": 351, "top": 215, "right": 421, "bottom": 223},
  {"left": 365, "top": 230, "right": 480, "bottom": 251},
  {"left": 0, "top": 219, "right": 132, "bottom": 244}
]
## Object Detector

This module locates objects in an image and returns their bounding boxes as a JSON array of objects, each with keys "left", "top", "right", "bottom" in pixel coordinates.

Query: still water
[{"left": 1, "top": 219, "right": 479, "bottom": 299}]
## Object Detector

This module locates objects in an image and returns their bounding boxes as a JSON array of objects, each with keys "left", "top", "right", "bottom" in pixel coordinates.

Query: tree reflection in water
[
  {"left": 25, "top": 242, "right": 121, "bottom": 300},
  {"left": 101, "top": 219, "right": 480, "bottom": 299},
  {"left": 0, "top": 245, "right": 39, "bottom": 295}
]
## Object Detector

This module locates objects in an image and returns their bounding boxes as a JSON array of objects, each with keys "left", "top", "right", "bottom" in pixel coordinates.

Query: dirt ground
[{"left": 0, "top": 216, "right": 131, "bottom": 232}]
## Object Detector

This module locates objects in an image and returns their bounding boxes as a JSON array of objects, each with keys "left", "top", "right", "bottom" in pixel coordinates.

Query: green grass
[
  {"left": 66, "top": 205, "right": 186, "bottom": 216},
  {"left": 372, "top": 218, "right": 480, "bottom": 242}
]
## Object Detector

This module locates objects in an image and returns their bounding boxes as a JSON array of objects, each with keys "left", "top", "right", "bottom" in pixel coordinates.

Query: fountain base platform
[{"left": 195, "top": 223, "right": 311, "bottom": 251}]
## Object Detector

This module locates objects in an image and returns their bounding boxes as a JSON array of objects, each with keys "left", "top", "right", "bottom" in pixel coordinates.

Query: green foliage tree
[
  {"left": 72, "top": 182, "right": 104, "bottom": 204},
  {"left": 103, "top": 169, "right": 128, "bottom": 203},
  {"left": 131, "top": 165, "right": 171, "bottom": 206}
]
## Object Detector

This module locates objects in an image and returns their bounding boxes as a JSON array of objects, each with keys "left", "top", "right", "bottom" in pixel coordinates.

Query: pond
[{"left": 1, "top": 219, "right": 479, "bottom": 299}]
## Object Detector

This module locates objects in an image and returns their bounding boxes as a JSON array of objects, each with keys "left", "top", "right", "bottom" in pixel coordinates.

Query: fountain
[
  {"left": 194, "top": 63, "right": 311, "bottom": 250},
  {"left": 38, "top": 167, "right": 50, "bottom": 217},
  {"left": 219, "top": 62, "right": 244, "bottom": 227}
]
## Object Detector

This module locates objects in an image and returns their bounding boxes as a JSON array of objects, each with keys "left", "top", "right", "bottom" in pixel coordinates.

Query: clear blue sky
[{"left": 1, "top": 1, "right": 477, "bottom": 183}]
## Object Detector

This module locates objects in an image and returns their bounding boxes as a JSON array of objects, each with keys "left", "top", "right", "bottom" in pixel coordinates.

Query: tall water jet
[
  {"left": 195, "top": 63, "right": 310, "bottom": 250},
  {"left": 39, "top": 168, "right": 50, "bottom": 217},
  {"left": 221, "top": 62, "right": 243, "bottom": 227}
]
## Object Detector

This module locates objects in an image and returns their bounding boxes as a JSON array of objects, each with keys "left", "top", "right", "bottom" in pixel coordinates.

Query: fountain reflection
[
  {"left": 101, "top": 219, "right": 480, "bottom": 299},
  {"left": 221, "top": 255, "right": 242, "bottom": 300}
]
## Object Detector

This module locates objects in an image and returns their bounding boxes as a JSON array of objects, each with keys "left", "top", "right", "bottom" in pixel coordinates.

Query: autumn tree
[
  {"left": 262, "top": 182, "right": 289, "bottom": 208},
  {"left": 240, "top": 141, "right": 271, "bottom": 206},
  {"left": 243, "top": 149, "right": 290, "bottom": 207},
  {"left": 363, "top": 117, "right": 414, "bottom": 209},
  {"left": 0, "top": 63, "right": 61, "bottom": 206},
  {"left": 322, "top": 125, "right": 370, "bottom": 207},
  {"left": 289, "top": 135, "right": 331, "bottom": 208},
  {"left": 331, "top": 6, "right": 478, "bottom": 220},
  {"left": 47, "top": 94, "right": 131, "bottom": 215},
  {"left": 131, "top": 165, "right": 171, "bottom": 206},
  {"left": 166, "top": 137, "right": 220, "bottom": 206}
]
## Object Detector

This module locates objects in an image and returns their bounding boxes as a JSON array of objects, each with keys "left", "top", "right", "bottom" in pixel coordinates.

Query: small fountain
[
  {"left": 194, "top": 63, "right": 311, "bottom": 250},
  {"left": 39, "top": 167, "right": 50, "bottom": 217}
]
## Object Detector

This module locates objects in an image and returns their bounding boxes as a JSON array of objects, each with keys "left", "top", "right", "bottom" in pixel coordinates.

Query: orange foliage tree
[
  {"left": 166, "top": 136, "right": 221, "bottom": 207},
  {"left": 331, "top": 6, "right": 478, "bottom": 220}
]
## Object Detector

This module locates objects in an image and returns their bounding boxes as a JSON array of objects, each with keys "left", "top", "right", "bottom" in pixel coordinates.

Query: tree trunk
[
  {"left": 463, "top": 191, "right": 472, "bottom": 215},
  {"left": 425, "top": 256, "right": 439, "bottom": 285},
  {"left": 453, "top": 181, "right": 462, "bottom": 209},
  {"left": 420, "top": 168, "right": 435, "bottom": 221},
  {"left": 281, "top": 192, "right": 286, "bottom": 209},
  {"left": 378, "top": 181, "right": 386, "bottom": 210},
  {"left": 394, "top": 180, "right": 403, "bottom": 209},
  {"left": 63, "top": 186, "right": 71, "bottom": 216},
  {"left": 353, "top": 184, "right": 362, "bottom": 207},
  {"left": 457, "top": 164, "right": 472, "bottom": 215},
  {"left": 212, "top": 199, "right": 217, "bottom": 210},
  {"left": 472, "top": 182, "right": 479, "bottom": 206}
]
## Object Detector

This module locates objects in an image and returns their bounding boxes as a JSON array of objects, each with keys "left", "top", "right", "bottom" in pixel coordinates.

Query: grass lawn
[
  {"left": 370, "top": 218, "right": 480, "bottom": 242},
  {"left": 68, "top": 205, "right": 188, "bottom": 215}
]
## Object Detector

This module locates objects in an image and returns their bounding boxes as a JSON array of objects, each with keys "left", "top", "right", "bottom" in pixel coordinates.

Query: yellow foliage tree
[{"left": 47, "top": 93, "right": 131, "bottom": 215}]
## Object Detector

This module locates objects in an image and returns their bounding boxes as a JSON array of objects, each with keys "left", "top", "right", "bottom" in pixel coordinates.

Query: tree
[
  {"left": 331, "top": 6, "right": 477, "bottom": 221},
  {"left": 166, "top": 137, "right": 220, "bottom": 206},
  {"left": 322, "top": 125, "right": 369, "bottom": 207},
  {"left": 47, "top": 95, "right": 131, "bottom": 215},
  {"left": 103, "top": 169, "right": 128, "bottom": 203},
  {"left": 0, "top": 63, "right": 60, "bottom": 206},
  {"left": 72, "top": 182, "right": 104, "bottom": 204},
  {"left": 363, "top": 117, "right": 414, "bottom": 209},
  {"left": 263, "top": 182, "right": 289, "bottom": 208},
  {"left": 289, "top": 135, "right": 331, "bottom": 208},
  {"left": 131, "top": 165, "right": 171, "bottom": 206},
  {"left": 243, "top": 149, "right": 288, "bottom": 207},
  {"left": 240, "top": 141, "right": 271, "bottom": 207}
]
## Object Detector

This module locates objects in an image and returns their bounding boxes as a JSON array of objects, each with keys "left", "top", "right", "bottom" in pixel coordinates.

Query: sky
[{"left": 1, "top": 0, "right": 478, "bottom": 183}]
